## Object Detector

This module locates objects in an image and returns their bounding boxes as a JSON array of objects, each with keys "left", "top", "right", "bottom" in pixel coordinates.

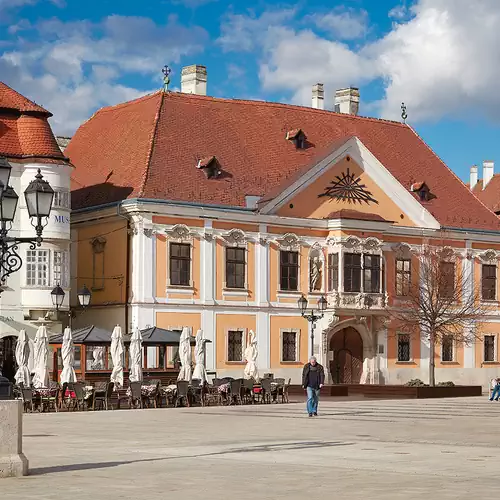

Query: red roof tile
[
  {"left": 472, "top": 176, "right": 500, "bottom": 213},
  {"left": 0, "top": 82, "right": 50, "bottom": 115},
  {"left": 68, "top": 91, "right": 500, "bottom": 231},
  {"left": 0, "top": 82, "right": 68, "bottom": 164}
]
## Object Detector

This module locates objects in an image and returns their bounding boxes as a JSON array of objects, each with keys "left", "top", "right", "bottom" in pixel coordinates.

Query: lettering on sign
[{"left": 54, "top": 215, "right": 70, "bottom": 224}]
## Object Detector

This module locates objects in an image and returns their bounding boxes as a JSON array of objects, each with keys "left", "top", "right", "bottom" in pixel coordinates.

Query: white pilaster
[
  {"left": 256, "top": 224, "right": 269, "bottom": 306},
  {"left": 130, "top": 216, "right": 154, "bottom": 305},
  {"left": 201, "top": 220, "right": 215, "bottom": 305},
  {"left": 463, "top": 240, "right": 475, "bottom": 368},
  {"left": 257, "top": 311, "right": 270, "bottom": 370},
  {"left": 202, "top": 309, "right": 216, "bottom": 372}
]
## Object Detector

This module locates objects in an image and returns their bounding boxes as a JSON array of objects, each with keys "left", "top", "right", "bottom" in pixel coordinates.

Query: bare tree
[{"left": 389, "top": 244, "right": 483, "bottom": 386}]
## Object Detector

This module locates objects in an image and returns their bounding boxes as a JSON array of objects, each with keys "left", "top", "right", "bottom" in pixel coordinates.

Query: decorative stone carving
[
  {"left": 478, "top": 249, "right": 498, "bottom": 265},
  {"left": 143, "top": 228, "right": 155, "bottom": 238},
  {"left": 276, "top": 232, "right": 300, "bottom": 250},
  {"left": 221, "top": 228, "right": 246, "bottom": 246},
  {"left": 438, "top": 246, "right": 457, "bottom": 262},
  {"left": 309, "top": 246, "right": 324, "bottom": 292},
  {"left": 337, "top": 292, "right": 386, "bottom": 309},
  {"left": 166, "top": 224, "right": 191, "bottom": 240},
  {"left": 340, "top": 235, "right": 363, "bottom": 252},
  {"left": 363, "top": 237, "right": 383, "bottom": 253},
  {"left": 393, "top": 242, "right": 412, "bottom": 259},
  {"left": 90, "top": 236, "right": 106, "bottom": 253},
  {"left": 203, "top": 231, "right": 214, "bottom": 242},
  {"left": 259, "top": 236, "right": 269, "bottom": 246}
]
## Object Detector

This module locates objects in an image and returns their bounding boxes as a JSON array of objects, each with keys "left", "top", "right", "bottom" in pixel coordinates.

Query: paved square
[{"left": 2, "top": 397, "right": 499, "bottom": 500}]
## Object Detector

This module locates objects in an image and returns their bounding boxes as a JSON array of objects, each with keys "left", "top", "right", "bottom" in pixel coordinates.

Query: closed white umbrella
[
  {"left": 129, "top": 327, "right": 143, "bottom": 383},
  {"left": 32, "top": 326, "right": 49, "bottom": 388},
  {"left": 60, "top": 327, "right": 77, "bottom": 385},
  {"left": 244, "top": 330, "right": 259, "bottom": 382},
  {"left": 110, "top": 325, "right": 124, "bottom": 388},
  {"left": 177, "top": 326, "right": 192, "bottom": 382},
  {"left": 192, "top": 329, "right": 208, "bottom": 384},
  {"left": 14, "top": 330, "right": 31, "bottom": 387}
]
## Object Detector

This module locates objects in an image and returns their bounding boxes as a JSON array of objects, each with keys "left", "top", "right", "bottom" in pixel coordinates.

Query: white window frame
[
  {"left": 226, "top": 328, "right": 247, "bottom": 363},
  {"left": 440, "top": 334, "right": 455, "bottom": 362},
  {"left": 166, "top": 239, "right": 194, "bottom": 290},
  {"left": 26, "top": 249, "right": 50, "bottom": 287},
  {"left": 397, "top": 332, "right": 412, "bottom": 363},
  {"left": 52, "top": 190, "right": 71, "bottom": 209},
  {"left": 53, "top": 250, "right": 69, "bottom": 288},
  {"left": 223, "top": 242, "right": 248, "bottom": 292},
  {"left": 481, "top": 263, "right": 497, "bottom": 302},
  {"left": 483, "top": 334, "right": 497, "bottom": 363},
  {"left": 280, "top": 328, "right": 301, "bottom": 363}
]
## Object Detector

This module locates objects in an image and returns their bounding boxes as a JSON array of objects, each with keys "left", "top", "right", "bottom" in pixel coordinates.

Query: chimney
[
  {"left": 483, "top": 160, "right": 494, "bottom": 189},
  {"left": 312, "top": 83, "right": 324, "bottom": 110},
  {"left": 181, "top": 65, "right": 207, "bottom": 96},
  {"left": 334, "top": 87, "right": 360, "bottom": 115},
  {"left": 469, "top": 165, "right": 478, "bottom": 190}
]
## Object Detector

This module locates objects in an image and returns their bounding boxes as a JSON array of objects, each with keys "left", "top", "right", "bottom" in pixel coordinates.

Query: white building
[{"left": 0, "top": 82, "right": 72, "bottom": 379}]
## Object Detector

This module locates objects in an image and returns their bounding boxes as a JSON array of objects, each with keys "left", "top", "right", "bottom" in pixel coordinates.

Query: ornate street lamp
[
  {"left": 0, "top": 158, "right": 55, "bottom": 287},
  {"left": 50, "top": 283, "right": 92, "bottom": 328},
  {"left": 297, "top": 294, "right": 328, "bottom": 357}
]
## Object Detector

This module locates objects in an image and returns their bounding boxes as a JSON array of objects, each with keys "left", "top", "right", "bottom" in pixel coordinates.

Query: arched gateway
[{"left": 329, "top": 327, "right": 363, "bottom": 384}]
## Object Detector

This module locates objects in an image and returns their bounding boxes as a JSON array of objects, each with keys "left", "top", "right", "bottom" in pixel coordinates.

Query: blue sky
[{"left": 1, "top": 0, "right": 500, "bottom": 182}]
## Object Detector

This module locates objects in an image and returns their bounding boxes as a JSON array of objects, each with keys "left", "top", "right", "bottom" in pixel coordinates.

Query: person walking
[
  {"left": 490, "top": 377, "right": 500, "bottom": 401},
  {"left": 302, "top": 356, "right": 325, "bottom": 417}
]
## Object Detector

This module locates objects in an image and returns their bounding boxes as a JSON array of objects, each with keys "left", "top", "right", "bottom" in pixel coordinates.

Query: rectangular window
[
  {"left": 53, "top": 251, "right": 69, "bottom": 288},
  {"left": 53, "top": 190, "right": 70, "bottom": 209},
  {"left": 363, "top": 255, "right": 381, "bottom": 293},
  {"left": 281, "top": 331, "right": 298, "bottom": 362},
  {"left": 280, "top": 250, "right": 299, "bottom": 291},
  {"left": 395, "top": 258, "right": 411, "bottom": 296},
  {"left": 225, "top": 247, "right": 246, "bottom": 289},
  {"left": 146, "top": 346, "right": 158, "bottom": 369},
  {"left": 439, "top": 262, "right": 455, "bottom": 298},
  {"left": 441, "top": 335, "right": 454, "bottom": 362},
  {"left": 484, "top": 335, "right": 496, "bottom": 362},
  {"left": 328, "top": 253, "right": 339, "bottom": 291},
  {"left": 482, "top": 264, "right": 497, "bottom": 301},
  {"left": 26, "top": 249, "right": 49, "bottom": 286},
  {"left": 227, "top": 330, "right": 244, "bottom": 362},
  {"left": 170, "top": 243, "right": 191, "bottom": 286},
  {"left": 344, "top": 253, "right": 361, "bottom": 292},
  {"left": 397, "top": 334, "right": 411, "bottom": 362}
]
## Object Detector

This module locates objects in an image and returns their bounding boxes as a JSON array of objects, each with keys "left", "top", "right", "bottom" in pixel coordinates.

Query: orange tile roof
[
  {"left": 472, "top": 176, "right": 500, "bottom": 213},
  {"left": 0, "top": 81, "right": 69, "bottom": 164},
  {"left": 67, "top": 91, "right": 500, "bottom": 231},
  {"left": 0, "top": 82, "right": 50, "bottom": 115}
]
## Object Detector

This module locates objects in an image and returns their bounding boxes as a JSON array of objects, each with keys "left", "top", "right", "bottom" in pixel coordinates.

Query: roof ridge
[
  {"left": 138, "top": 91, "right": 165, "bottom": 197},
  {"left": 407, "top": 125, "right": 500, "bottom": 226},
  {"left": 163, "top": 91, "right": 409, "bottom": 128}
]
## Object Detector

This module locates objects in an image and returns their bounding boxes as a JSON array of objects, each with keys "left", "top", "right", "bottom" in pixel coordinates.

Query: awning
[{"left": 49, "top": 325, "right": 112, "bottom": 344}]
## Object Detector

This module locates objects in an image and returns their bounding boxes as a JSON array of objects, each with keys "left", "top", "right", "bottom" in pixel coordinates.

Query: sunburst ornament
[{"left": 318, "top": 168, "right": 378, "bottom": 205}]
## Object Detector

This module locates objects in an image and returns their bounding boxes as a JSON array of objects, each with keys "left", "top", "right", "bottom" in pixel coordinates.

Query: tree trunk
[{"left": 428, "top": 331, "right": 436, "bottom": 387}]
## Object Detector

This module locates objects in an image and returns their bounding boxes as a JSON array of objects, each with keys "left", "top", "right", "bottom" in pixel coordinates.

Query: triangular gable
[{"left": 259, "top": 136, "right": 440, "bottom": 229}]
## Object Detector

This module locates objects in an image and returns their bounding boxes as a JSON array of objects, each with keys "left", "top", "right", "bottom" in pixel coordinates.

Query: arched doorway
[
  {"left": 0, "top": 335, "right": 17, "bottom": 382},
  {"left": 329, "top": 327, "right": 363, "bottom": 384}
]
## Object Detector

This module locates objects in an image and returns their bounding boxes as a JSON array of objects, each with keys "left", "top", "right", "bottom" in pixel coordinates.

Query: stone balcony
[{"left": 327, "top": 291, "right": 388, "bottom": 310}]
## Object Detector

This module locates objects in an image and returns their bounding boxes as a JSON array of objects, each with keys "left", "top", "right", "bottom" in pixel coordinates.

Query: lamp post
[
  {"left": 298, "top": 294, "right": 328, "bottom": 357},
  {"left": 50, "top": 283, "right": 92, "bottom": 329},
  {"left": 0, "top": 157, "right": 55, "bottom": 287}
]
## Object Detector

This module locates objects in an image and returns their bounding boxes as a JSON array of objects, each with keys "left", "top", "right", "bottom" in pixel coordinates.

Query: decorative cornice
[
  {"left": 477, "top": 249, "right": 498, "bottom": 265},
  {"left": 219, "top": 228, "right": 246, "bottom": 246},
  {"left": 275, "top": 232, "right": 301, "bottom": 250},
  {"left": 166, "top": 224, "right": 192, "bottom": 240}
]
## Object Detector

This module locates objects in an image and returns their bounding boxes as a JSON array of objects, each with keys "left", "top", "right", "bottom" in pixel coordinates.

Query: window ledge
[
  {"left": 395, "top": 361, "right": 417, "bottom": 365},
  {"left": 280, "top": 361, "right": 301, "bottom": 365},
  {"left": 440, "top": 361, "right": 459, "bottom": 365},
  {"left": 223, "top": 288, "right": 250, "bottom": 297},
  {"left": 481, "top": 300, "right": 499, "bottom": 306},
  {"left": 225, "top": 361, "right": 246, "bottom": 365},
  {"left": 277, "top": 291, "right": 302, "bottom": 298},
  {"left": 166, "top": 286, "right": 195, "bottom": 295},
  {"left": 482, "top": 361, "right": 500, "bottom": 365}
]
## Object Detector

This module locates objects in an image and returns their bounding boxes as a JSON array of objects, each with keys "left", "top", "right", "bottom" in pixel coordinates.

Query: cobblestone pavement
[{"left": 2, "top": 396, "right": 499, "bottom": 500}]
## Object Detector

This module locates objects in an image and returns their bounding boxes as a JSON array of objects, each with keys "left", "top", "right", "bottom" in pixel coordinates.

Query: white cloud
[
  {"left": 309, "top": 8, "right": 368, "bottom": 40},
  {"left": 388, "top": 4, "right": 409, "bottom": 20},
  {"left": 227, "top": 63, "right": 245, "bottom": 81},
  {"left": 0, "top": 14, "right": 208, "bottom": 134},
  {"left": 227, "top": 1, "right": 500, "bottom": 123}
]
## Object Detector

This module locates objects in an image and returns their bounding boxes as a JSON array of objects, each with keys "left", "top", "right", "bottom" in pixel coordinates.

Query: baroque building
[
  {"left": 67, "top": 66, "right": 500, "bottom": 387},
  {"left": 0, "top": 82, "right": 72, "bottom": 376}
]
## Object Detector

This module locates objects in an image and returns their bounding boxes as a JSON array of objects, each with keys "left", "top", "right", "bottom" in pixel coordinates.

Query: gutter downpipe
[{"left": 117, "top": 202, "right": 131, "bottom": 335}]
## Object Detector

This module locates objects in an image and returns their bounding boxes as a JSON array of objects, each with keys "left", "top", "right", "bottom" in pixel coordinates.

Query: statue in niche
[{"left": 310, "top": 255, "right": 323, "bottom": 291}]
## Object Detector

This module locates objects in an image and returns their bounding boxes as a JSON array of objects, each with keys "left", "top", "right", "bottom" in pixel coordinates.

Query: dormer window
[
  {"left": 286, "top": 129, "right": 306, "bottom": 149},
  {"left": 197, "top": 156, "right": 221, "bottom": 179},
  {"left": 411, "top": 181, "right": 436, "bottom": 202}
]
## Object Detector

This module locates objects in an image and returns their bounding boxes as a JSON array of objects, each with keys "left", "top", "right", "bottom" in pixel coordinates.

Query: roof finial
[
  {"left": 162, "top": 65, "right": 172, "bottom": 92},
  {"left": 401, "top": 102, "right": 408, "bottom": 123}
]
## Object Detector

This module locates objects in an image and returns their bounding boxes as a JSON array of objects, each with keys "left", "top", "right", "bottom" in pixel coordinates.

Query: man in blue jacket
[{"left": 302, "top": 356, "right": 325, "bottom": 417}]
